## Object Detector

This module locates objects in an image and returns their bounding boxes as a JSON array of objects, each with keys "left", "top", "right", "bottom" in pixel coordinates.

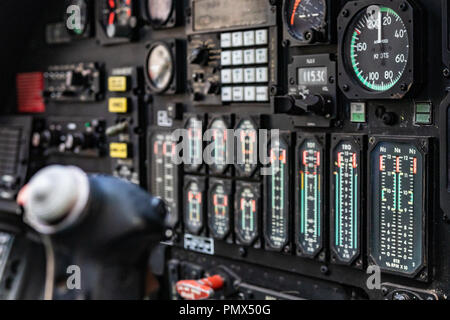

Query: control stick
[{"left": 18, "top": 165, "right": 166, "bottom": 300}]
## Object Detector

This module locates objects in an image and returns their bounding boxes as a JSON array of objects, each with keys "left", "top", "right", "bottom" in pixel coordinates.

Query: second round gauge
[
  {"left": 285, "top": 0, "right": 327, "bottom": 42},
  {"left": 146, "top": 0, "right": 174, "bottom": 27},
  {"left": 146, "top": 42, "right": 174, "bottom": 92}
]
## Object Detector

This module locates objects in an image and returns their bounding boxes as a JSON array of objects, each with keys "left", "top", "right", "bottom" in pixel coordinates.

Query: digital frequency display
[
  {"left": 298, "top": 67, "right": 328, "bottom": 86},
  {"left": 331, "top": 140, "right": 360, "bottom": 263},
  {"left": 236, "top": 119, "right": 258, "bottom": 176},
  {"left": 296, "top": 139, "right": 323, "bottom": 257},
  {"left": 235, "top": 183, "right": 259, "bottom": 246},
  {"left": 208, "top": 180, "right": 231, "bottom": 240},
  {"left": 265, "top": 138, "right": 290, "bottom": 250},
  {"left": 151, "top": 133, "right": 178, "bottom": 228},
  {"left": 184, "top": 179, "right": 204, "bottom": 234},
  {"left": 370, "top": 141, "right": 425, "bottom": 275}
]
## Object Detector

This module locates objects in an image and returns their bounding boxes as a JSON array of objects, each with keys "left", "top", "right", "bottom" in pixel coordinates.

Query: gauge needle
[
  {"left": 290, "top": 0, "right": 302, "bottom": 25},
  {"left": 378, "top": 9, "right": 382, "bottom": 44}
]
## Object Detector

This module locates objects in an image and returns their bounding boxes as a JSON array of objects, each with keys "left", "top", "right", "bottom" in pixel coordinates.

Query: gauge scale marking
[
  {"left": 332, "top": 141, "right": 360, "bottom": 263},
  {"left": 236, "top": 185, "right": 259, "bottom": 245},
  {"left": 297, "top": 139, "right": 323, "bottom": 256},
  {"left": 347, "top": 5, "right": 409, "bottom": 92},
  {"left": 208, "top": 182, "right": 230, "bottom": 240},
  {"left": 371, "top": 141, "right": 424, "bottom": 275},
  {"left": 152, "top": 133, "right": 178, "bottom": 228},
  {"left": 265, "top": 139, "right": 289, "bottom": 250}
]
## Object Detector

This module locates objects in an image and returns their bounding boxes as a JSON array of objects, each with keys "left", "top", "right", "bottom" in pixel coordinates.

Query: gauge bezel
[
  {"left": 182, "top": 113, "right": 205, "bottom": 173},
  {"left": 337, "top": 0, "right": 419, "bottom": 100},
  {"left": 367, "top": 136, "right": 429, "bottom": 280},
  {"left": 207, "top": 178, "right": 233, "bottom": 242},
  {"left": 145, "top": 0, "right": 177, "bottom": 29},
  {"left": 234, "top": 117, "right": 260, "bottom": 178},
  {"left": 282, "top": 0, "right": 335, "bottom": 47},
  {"left": 294, "top": 133, "right": 327, "bottom": 260},
  {"left": 96, "top": 0, "right": 140, "bottom": 45},
  {"left": 183, "top": 175, "right": 207, "bottom": 236},
  {"left": 263, "top": 132, "right": 292, "bottom": 253},
  {"left": 145, "top": 40, "right": 180, "bottom": 94},
  {"left": 234, "top": 181, "right": 261, "bottom": 248},
  {"left": 330, "top": 134, "right": 365, "bottom": 268},
  {"left": 207, "top": 115, "right": 233, "bottom": 175}
]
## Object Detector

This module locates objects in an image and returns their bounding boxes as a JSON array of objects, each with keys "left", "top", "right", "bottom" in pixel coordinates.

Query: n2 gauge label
[
  {"left": 295, "top": 135, "right": 325, "bottom": 258},
  {"left": 331, "top": 136, "right": 363, "bottom": 265},
  {"left": 369, "top": 138, "right": 428, "bottom": 277}
]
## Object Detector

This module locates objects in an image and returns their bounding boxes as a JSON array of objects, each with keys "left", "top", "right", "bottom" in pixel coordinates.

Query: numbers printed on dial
[
  {"left": 296, "top": 139, "right": 323, "bottom": 257},
  {"left": 346, "top": 5, "right": 409, "bottom": 92},
  {"left": 332, "top": 140, "right": 360, "bottom": 263},
  {"left": 370, "top": 141, "right": 425, "bottom": 275}
]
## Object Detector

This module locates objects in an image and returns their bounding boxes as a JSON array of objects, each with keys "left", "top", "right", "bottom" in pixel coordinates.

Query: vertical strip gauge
[
  {"left": 184, "top": 116, "right": 204, "bottom": 172},
  {"left": 235, "top": 182, "right": 261, "bottom": 247},
  {"left": 208, "top": 117, "right": 230, "bottom": 175},
  {"left": 235, "top": 119, "right": 258, "bottom": 177},
  {"left": 208, "top": 179, "right": 232, "bottom": 241},
  {"left": 370, "top": 139, "right": 427, "bottom": 277},
  {"left": 264, "top": 137, "right": 290, "bottom": 251},
  {"left": 295, "top": 136, "right": 325, "bottom": 258},
  {"left": 183, "top": 176, "right": 206, "bottom": 235},
  {"left": 150, "top": 132, "right": 179, "bottom": 229},
  {"left": 331, "top": 137, "right": 363, "bottom": 265}
]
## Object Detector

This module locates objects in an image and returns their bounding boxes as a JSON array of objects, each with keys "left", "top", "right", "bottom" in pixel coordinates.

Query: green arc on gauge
[{"left": 349, "top": 6, "right": 405, "bottom": 92}]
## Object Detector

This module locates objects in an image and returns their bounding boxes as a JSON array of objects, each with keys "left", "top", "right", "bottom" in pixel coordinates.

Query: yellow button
[
  {"left": 108, "top": 76, "right": 127, "bottom": 92},
  {"left": 110, "top": 143, "right": 128, "bottom": 159},
  {"left": 108, "top": 97, "right": 128, "bottom": 113}
]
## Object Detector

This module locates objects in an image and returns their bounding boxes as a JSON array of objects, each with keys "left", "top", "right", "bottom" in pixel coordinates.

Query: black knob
[
  {"left": 294, "top": 94, "right": 329, "bottom": 116},
  {"left": 189, "top": 47, "right": 209, "bottom": 66}
]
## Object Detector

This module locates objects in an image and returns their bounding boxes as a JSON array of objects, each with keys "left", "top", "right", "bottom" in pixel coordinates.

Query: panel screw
[
  {"left": 444, "top": 68, "right": 450, "bottom": 78},
  {"left": 239, "top": 247, "right": 247, "bottom": 257},
  {"left": 400, "top": 83, "right": 408, "bottom": 91},
  {"left": 381, "top": 287, "right": 388, "bottom": 295},
  {"left": 282, "top": 40, "right": 290, "bottom": 47},
  {"left": 342, "top": 84, "right": 350, "bottom": 92},
  {"left": 320, "top": 265, "right": 329, "bottom": 275},
  {"left": 399, "top": 2, "right": 408, "bottom": 11},
  {"left": 342, "top": 10, "right": 349, "bottom": 18}
]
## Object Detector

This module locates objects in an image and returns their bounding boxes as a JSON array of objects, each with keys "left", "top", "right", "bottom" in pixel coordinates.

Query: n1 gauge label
[{"left": 369, "top": 139, "right": 427, "bottom": 277}]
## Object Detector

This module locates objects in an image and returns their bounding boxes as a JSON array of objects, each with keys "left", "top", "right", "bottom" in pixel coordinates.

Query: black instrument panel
[{"left": 0, "top": 0, "right": 449, "bottom": 300}]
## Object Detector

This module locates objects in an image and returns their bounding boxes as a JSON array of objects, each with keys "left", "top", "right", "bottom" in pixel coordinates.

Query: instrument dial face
[
  {"left": 235, "top": 185, "right": 259, "bottom": 245},
  {"left": 147, "top": 44, "right": 174, "bottom": 92},
  {"left": 332, "top": 141, "right": 360, "bottom": 263},
  {"left": 265, "top": 139, "right": 289, "bottom": 250},
  {"left": 236, "top": 120, "right": 258, "bottom": 176},
  {"left": 208, "top": 183, "right": 230, "bottom": 239},
  {"left": 184, "top": 117, "right": 203, "bottom": 172},
  {"left": 66, "top": 0, "right": 88, "bottom": 36},
  {"left": 102, "top": 0, "right": 136, "bottom": 38},
  {"left": 147, "top": 0, "right": 173, "bottom": 26},
  {"left": 285, "top": 0, "right": 326, "bottom": 41},
  {"left": 370, "top": 142, "right": 424, "bottom": 275},
  {"left": 151, "top": 133, "right": 178, "bottom": 228},
  {"left": 209, "top": 119, "right": 228, "bottom": 174},
  {"left": 345, "top": 5, "right": 409, "bottom": 92},
  {"left": 184, "top": 181, "right": 204, "bottom": 234},
  {"left": 297, "top": 139, "right": 323, "bottom": 257}
]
